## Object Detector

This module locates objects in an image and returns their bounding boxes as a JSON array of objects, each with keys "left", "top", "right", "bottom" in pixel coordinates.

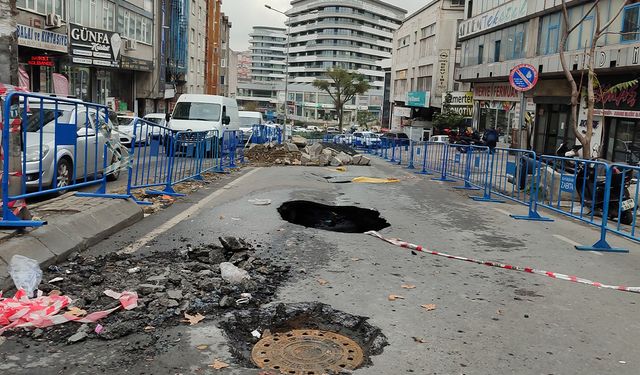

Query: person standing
[{"left": 483, "top": 127, "right": 498, "bottom": 153}]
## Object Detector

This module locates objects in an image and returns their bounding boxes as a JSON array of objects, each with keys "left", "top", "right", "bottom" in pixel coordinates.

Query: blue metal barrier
[
  {"left": 251, "top": 125, "right": 282, "bottom": 145},
  {"left": 431, "top": 142, "right": 456, "bottom": 183},
  {"left": 604, "top": 163, "right": 639, "bottom": 244},
  {"left": 1, "top": 92, "right": 128, "bottom": 227}
]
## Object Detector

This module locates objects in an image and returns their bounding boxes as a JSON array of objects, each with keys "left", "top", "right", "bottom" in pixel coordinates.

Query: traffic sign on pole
[{"left": 509, "top": 64, "right": 538, "bottom": 92}]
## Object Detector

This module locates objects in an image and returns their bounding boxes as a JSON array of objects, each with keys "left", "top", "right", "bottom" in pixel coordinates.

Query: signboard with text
[
  {"left": 436, "top": 50, "right": 450, "bottom": 96},
  {"left": 69, "top": 23, "right": 121, "bottom": 68},
  {"left": 17, "top": 24, "right": 68, "bottom": 53},
  {"left": 444, "top": 91, "right": 473, "bottom": 117},
  {"left": 407, "top": 91, "right": 431, "bottom": 108},
  {"left": 458, "top": 0, "right": 528, "bottom": 38}
]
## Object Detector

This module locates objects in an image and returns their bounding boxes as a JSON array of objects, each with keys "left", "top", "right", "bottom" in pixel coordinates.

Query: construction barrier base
[
  {"left": 454, "top": 184, "right": 481, "bottom": 191},
  {"left": 471, "top": 196, "right": 506, "bottom": 203},
  {"left": 145, "top": 188, "right": 186, "bottom": 197},
  {"left": 511, "top": 212, "right": 554, "bottom": 222},
  {"left": 432, "top": 177, "right": 457, "bottom": 183},
  {"left": 576, "top": 239, "right": 629, "bottom": 253},
  {"left": 76, "top": 192, "right": 131, "bottom": 200}
]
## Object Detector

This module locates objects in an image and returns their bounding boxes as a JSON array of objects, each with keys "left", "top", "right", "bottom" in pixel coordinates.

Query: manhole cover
[{"left": 251, "top": 329, "right": 365, "bottom": 374}]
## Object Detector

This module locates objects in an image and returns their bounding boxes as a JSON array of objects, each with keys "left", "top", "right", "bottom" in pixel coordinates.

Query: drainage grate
[{"left": 251, "top": 329, "right": 365, "bottom": 374}]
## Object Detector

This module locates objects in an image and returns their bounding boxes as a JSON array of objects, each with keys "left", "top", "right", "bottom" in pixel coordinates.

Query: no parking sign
[{"left": 509, "top": 64, "right": 538, "bottom": 92}]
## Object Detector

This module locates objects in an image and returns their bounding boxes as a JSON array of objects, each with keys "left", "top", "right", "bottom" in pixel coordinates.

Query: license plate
[{"left": 622, "top": 199, "right": 636, "bottom": 211}]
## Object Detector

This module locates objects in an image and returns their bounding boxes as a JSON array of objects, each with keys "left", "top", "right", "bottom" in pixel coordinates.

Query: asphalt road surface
[{"left": 3, "top": 157, "right": 640, "bottom": 375}]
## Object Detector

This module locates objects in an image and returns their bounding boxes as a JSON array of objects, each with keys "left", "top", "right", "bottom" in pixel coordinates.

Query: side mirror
[
  {"left": 222, "top": 115, "right": 231, "bottom": 125},
  {"left": 165, "top": 113, "right": 171, "bottom": 123}
]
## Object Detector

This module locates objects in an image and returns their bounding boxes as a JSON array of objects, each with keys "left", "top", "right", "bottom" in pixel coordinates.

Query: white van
[
  {"left": 239, "top": 111, "right": 264, "bottom": 141},
  {"left": 169, "top": 94, "right": 240, "bottom": 139}
]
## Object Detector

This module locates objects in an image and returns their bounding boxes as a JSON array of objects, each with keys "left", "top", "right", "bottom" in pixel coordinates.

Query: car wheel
[
  {"left": 106, "top": 152, "right": 121, "bottom": 181},
  {"left": 55, "top": 158, "right": 73, "bottom": 189}
]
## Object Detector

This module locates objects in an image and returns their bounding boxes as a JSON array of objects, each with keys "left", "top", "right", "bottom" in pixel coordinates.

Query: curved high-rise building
[{"left": 286, "top": 0, "right": 406, "bottom": 90}]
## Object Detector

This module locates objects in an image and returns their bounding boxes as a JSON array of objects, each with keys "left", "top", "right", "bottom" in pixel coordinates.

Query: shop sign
[
  {"left": 407, "top": 91, "right": 430, "bottom": 108},
  {"left": 16, "top": 24, "right": 68, "bottom": 53},
  {"left": 436, "top": 50, "right": 450, "bottom": 95},
  {"left": 28, "top": 55, "right": 55, "bottom": 67},
  {"left": 458, "top": 0, "right": 528, "bottom": 38},
  {"left": 393, "top": 106, "right": 412, "bottom": 117},
  {"left": 473, "top": 83, "right": 518, "bottom": 101},
  {"left": 121, "top": 56, "right": 154, "bottom": 72},
  {"left": 444, "top": 91, "right": 473, "bottom": 117},
  {"left": 69, "top": 23, "right": 121, "bottom": 68},
  {"left": 593, "top": 78, "right": 640, "bottom": 118}
]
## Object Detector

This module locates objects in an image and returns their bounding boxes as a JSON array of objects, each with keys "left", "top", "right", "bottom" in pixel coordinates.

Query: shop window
[
  {"left": 622, "top": 3, "right": 640, "bottom": 42},
  {"left": 606, "top": 119, "right": 640, "bottom": 164}
]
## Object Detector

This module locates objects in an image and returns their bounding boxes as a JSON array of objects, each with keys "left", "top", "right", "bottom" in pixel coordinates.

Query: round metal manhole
[{"left": 251, "top": 329, "right": 365, "bottom": 374}]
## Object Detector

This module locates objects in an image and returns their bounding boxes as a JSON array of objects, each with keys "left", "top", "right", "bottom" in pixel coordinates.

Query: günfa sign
[
  {"left": 69, "top": 23, "right": 121, "bottom": 68},
  {"left": 406, "top": 91, "right": 431, "bottom": 108}
]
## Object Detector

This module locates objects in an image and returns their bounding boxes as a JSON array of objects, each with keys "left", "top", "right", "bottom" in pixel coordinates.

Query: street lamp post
[{"left": 264, "top": 4, "right": 290, "bottom": 129}]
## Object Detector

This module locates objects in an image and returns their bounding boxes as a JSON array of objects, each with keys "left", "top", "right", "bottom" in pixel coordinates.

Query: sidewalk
[{"left": 0, "top": 193, "right": 143, "bottom": 289}]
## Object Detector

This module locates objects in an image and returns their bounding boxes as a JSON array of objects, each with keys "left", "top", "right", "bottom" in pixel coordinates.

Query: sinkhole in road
[
  {"left": 277, "top": 200, "right": 390, "bottom": 233},
  {"left": 220, "top": 302, "right": 387, "bottom": 374}
]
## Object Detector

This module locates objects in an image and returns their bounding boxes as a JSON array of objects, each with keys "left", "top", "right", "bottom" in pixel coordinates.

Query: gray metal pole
[{"left": 519, "top": 92, "right": 526, "bottom": 148}]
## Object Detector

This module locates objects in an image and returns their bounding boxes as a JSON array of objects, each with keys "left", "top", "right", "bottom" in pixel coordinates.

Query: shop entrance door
[
  {"left": 97, "top": 72, "right": 111, "bottom": 106},
  {"left": 535, "top": 104, "right": 571, "bottom": 155}
]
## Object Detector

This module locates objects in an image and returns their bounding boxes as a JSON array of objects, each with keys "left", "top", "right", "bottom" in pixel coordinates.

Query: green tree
[
  {"left": 312, "top": 68, "right": 370, "bottom": 132},
  {"left": 433, "top": 92, "right": 464, "bottom": 132}
]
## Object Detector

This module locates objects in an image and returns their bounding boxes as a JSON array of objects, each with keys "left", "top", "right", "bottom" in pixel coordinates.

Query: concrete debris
[
  {"left": 246, "top": 140, "right": 369, "bottom": 167},
  {"left": 9, "top": 236, "right": 289, "bottom": 345}
]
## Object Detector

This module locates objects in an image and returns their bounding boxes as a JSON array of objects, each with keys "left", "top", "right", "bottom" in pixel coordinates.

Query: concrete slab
[{"left": 0, "top": 236, "right": 55, "bottom": 268}]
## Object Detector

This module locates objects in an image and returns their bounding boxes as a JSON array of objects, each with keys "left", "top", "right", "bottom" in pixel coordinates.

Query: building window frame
[{"left": 621, "top": 3, "right": 640, "bottom": 43}]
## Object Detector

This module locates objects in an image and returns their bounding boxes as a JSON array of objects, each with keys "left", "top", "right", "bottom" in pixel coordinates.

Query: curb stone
[{"left": 0, "top": 198, "right": 143, "bottom": 290}]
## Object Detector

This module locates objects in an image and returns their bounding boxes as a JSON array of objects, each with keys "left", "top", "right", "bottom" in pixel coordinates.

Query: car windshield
[
  {"left": 144, "top": 117, "right": 162, "bottom": 125},
  {"left": 240, "top": 117, "right": 258, "bottom": 127},
  {"left": 25, "top": 107, "right": 73, "bottom": 132},
  {"left": 173, "top": 102, "right": 221, "bottom": 122},
  {"left": 118, "top": 117, "right": 135, "bottom": 126}
]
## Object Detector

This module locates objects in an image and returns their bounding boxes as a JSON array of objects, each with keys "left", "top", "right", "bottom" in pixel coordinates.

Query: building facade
[
  {"left": 219, "top": 13, "right": 231, "bottom": 96},
  {"left": 204, "top": 0, "right": 221, "bottom": 95},
  {"left": 15, "top": 0, "right": 160, "bottom": 114},
  {"left": 236, "top": 26, "right": 286, "bottom": 116},
  {"left": 457, "top": 0, "right": 640, "bottom": 164},
  {"left": 277, "top": 0, "right": 405, "bottom": 125},
  {"left": 185, "top": 0, "right": 206, "bottom": 94},
  {"left": 390, "top": 0, "right": 466, "bottom": 135}
]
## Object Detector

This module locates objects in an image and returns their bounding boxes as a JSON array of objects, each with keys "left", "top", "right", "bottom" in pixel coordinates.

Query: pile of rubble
[
  {"left": 7, "top": 237, "right": 290, "bottom": 344},
  {"left": 246, "top": 141, "right": 371, "bottom": 167}
]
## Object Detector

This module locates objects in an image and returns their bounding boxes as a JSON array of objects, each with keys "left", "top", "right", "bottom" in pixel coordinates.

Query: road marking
[
  {"left": 492, "top": 207, "right": 512, "bottom": 216},
  {"left": 553, "top": 234, "right": 602, "bottom": 255},
  {"left": 121, "top": 168, "right": 261, "bottom": 254}
]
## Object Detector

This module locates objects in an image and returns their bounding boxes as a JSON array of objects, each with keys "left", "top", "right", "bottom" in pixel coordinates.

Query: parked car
[
  {"left": 23, "top": 98, "right": 122, "bottom": 190},
  {"left": 429, "top": 135, "right": 450, "bottom": 143},
  {"left": 333, "top": 134, "right": 353, "bottom": 145},
  {"left": 381, "top": 131, "right": 410, "bottom": 145},
  {"left": 353, "top": 131, "right": 381, "bottom": 146},
  {"left": 143, "top": 113, "right": 168, "bottom": 128},
  {"left": 117, "top": 115, "right": 149, "bottom": 146}
]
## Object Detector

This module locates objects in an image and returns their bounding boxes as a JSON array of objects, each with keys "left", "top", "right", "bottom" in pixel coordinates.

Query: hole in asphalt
[
  {"left": 277, "top": 200, "right": 390, "bottom": 233},
  {"left": 220, "top": 302, "right": 387, "bottom": 373}
]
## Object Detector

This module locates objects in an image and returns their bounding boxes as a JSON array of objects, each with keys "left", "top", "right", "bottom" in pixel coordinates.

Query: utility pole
[{"left": 0, "top": 0, "right": 18, "bottom": 85}]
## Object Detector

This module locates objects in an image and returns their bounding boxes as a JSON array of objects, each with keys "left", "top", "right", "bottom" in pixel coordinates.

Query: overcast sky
[{"left": 222, "top": 0, "right": 427, "bottom": 51}]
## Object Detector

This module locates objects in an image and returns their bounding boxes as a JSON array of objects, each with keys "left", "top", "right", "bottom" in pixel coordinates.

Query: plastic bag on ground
[
  {"left": 8, "top": 255, "right": 42, "bottom": 296},
  {"left": 220, "top": 262, "right": 250, "bottom": 284}
]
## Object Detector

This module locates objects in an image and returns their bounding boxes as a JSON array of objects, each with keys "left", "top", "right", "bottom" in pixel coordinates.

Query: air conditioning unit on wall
[
  {"left": 124, "top": 39, "right": 137, "bottom": 51},
  {"left": 45, "top": 13, "right": 62, "bottom": 28}
]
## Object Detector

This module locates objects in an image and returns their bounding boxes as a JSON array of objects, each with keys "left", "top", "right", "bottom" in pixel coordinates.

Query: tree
[
  {"left": 357, "top": 111, "right": 377, "bottom": 129},
  {"left": 312, "top": 68, "right": 370, "bottom": 132},
  {"left": 559, "top": 0, "right": 631, "bottom": 158},
  {"left": 0, "top": 0, "right": 18, "bottom": 85},
  {"left": 433, "top": 92, "right": 465, "bottom": 132}
]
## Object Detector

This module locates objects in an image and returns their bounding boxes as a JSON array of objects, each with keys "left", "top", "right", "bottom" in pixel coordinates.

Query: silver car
[{"left": 23, "top": 100, "right": 123, "bottom": 191}]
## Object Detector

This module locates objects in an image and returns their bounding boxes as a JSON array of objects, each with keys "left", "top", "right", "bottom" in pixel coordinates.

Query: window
[
  {"left": 69, "top": 0, "right": 115, "bottom": 30},
  {"left": 173, "top": 102, "right": 221, "bottom": 122},
  {"left": 17, "top": 0, "right": 64, "bottom": 16},
  {"left": 622, "top": 3, "right": 640, "bottom": 42},
  {"left": 478, "top": 44, "right": 484, "bottom": 64},
  {"left": 451, "top": 0, "right": 465, "bottom": 6},
  {"left": 538, "top": 13, "right": 561, "bottom": 55},
  {"left": 494, "top": 40, "right": 501, "bottom": 62},
  {"left": 116, "top": 7, "right": 152, "bottom": 43},
  {"left": 191, "top": 0, "right": 196, "bottom": 15}
]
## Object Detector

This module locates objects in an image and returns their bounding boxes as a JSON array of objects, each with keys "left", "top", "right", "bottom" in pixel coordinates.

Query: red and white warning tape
[{"left": 366, "top": 231, "right": 640, "bottom": 294}]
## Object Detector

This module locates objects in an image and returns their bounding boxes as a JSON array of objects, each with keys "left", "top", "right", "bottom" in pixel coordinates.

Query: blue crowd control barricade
[
  {"left": 198, "top": 130, "right": 221, "bottom": 175},
  {"left": 473, "top": 147, "right": 552, "bottom": 220},
  {"left": 421, "top": 141, "right": 445, "bottom": 174},
  {"left": 416, "top": 142, "right": 433, "bottom": 175},
  {"left": 471, "top": 148, "right": 505, "bottom": 203},
  {"left": 1, "top": 92, "right": 129, "bottom": 227},
  {"left": 446, "top": 144, "right": 484, "bottom": 191},
  {"left": 604, "top": 163, "right": 640, "bottom": 244},
  {"left": 126, "top": 118, "right": 179, "bottom": 201},
  {"left": 537, "top": 155, "right": 626, "bottom": 252},
  {"left": 431, "top": 142, "right": 456, "bottom": 182}
]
